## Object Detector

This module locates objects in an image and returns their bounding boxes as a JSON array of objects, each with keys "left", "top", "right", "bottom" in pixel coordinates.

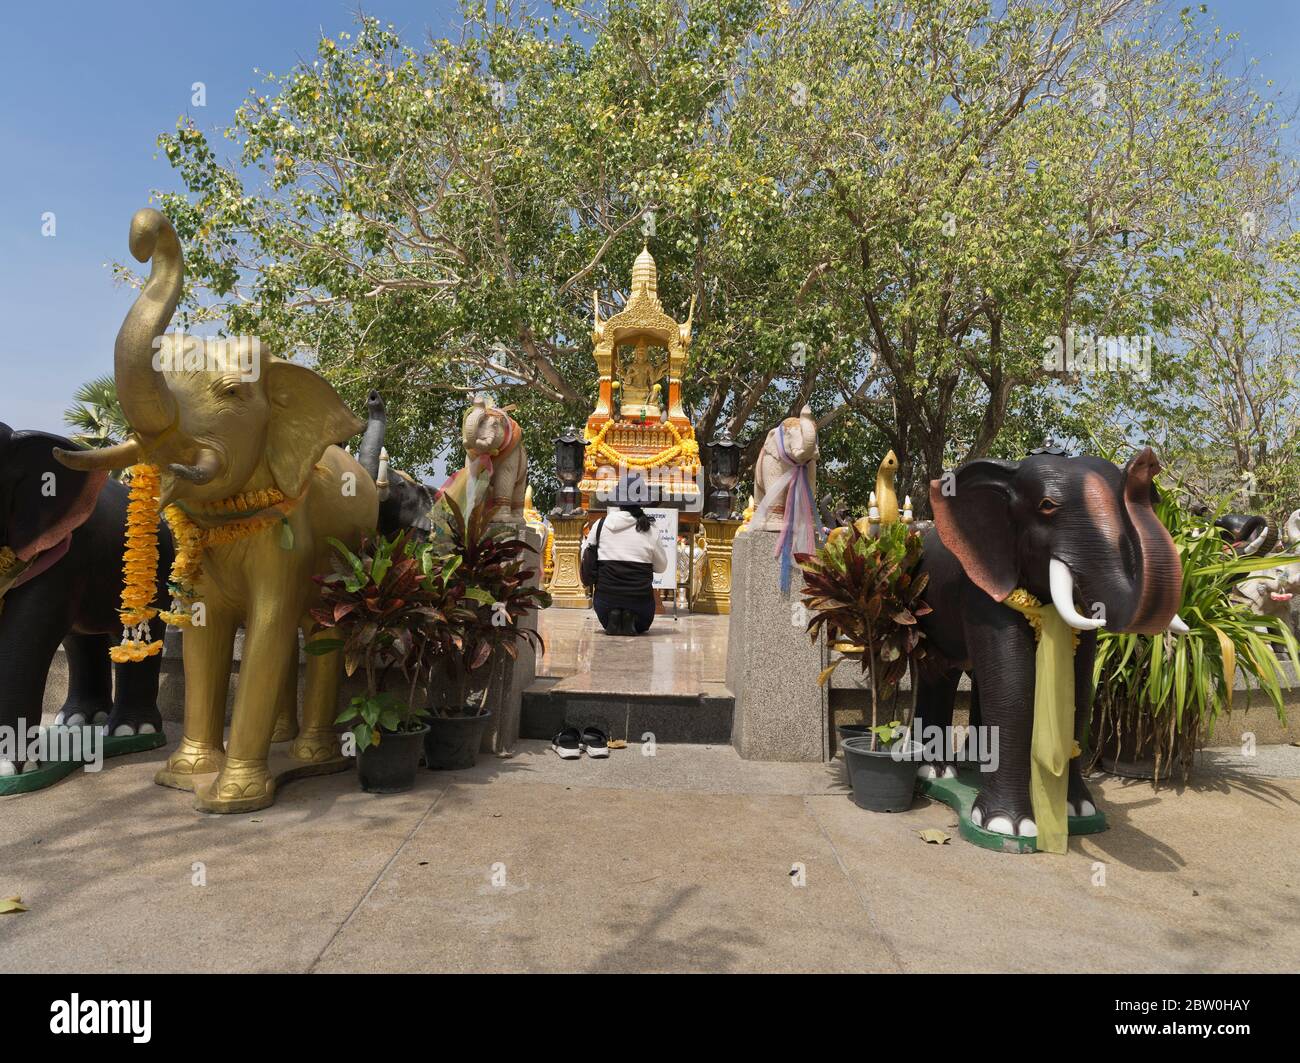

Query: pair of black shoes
[
  {"left": 604, "top": 608, "right": 639, "bottom": 636},
  {"left": 551, "top": 726, "right": 609, "bottom": 760}
]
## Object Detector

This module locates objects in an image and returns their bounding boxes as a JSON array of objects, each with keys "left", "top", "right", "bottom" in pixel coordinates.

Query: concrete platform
[
  {"left": 536, "top": 608, "right": 729, "bottom": 693},
  {"left": 2, "top": 728, "right": 1298, "bottom": 972},
  {"left": 522, "top": 609, "right": 734, "bottom": 743}
]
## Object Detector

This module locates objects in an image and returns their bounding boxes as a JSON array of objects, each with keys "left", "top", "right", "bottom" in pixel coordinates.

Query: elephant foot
[
  {"left": 270, "top": 712, "right": 300, "bottom": 743},
  {"left": 155, "top": 738, "right": 226, "bottom": 791},
  {"left": 290, "top": 729, "right": 343, "bottom": 766},
  {"left": 112, "top": 723, "right": 159, "bottom": 737},
  {"left": 106, "top": 705, "right": 163, "bottom": 738},
  {"left": 54, "top": 709, "right": 109, "bottom": 728},
  {"left": 971, "top": 790, "right": 1037, "bottom": 838},
  {"left": 194, "top": 757, "right": 275, "bottom": 814},
  {"left": 1067, "top": 773, "right": 1098, "bottom": 818}
]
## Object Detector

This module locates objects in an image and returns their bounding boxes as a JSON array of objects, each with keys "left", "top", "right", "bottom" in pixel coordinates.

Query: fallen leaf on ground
[
  {"left": 1, "top": 896, "right": 29, "bottom": 914},
  {"left": 607, "top": 740, "right": 627, "bottom": 749},
  {"left": 917, "top": 829, "right": 950, "bottom": 845}
]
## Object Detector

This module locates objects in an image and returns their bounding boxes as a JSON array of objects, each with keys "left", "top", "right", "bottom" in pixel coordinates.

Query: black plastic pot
[
  {"left": 424, "top": 710, "right": 493, "bottom": 770},
  {"left": 841, "top": 736, "right": 920, "bottom": 812},
  {"left": 357, "top": 725, "right": 429, "bottom": 794},
  {"left": 836, "top": 723, "right": 874, "bottom": 745}
]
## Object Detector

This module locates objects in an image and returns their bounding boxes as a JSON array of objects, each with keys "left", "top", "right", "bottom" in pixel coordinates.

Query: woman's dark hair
[{"left": 621, "top": 504, "right": 652, "bottom": 533}]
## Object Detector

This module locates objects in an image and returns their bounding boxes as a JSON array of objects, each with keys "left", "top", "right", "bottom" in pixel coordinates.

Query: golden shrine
[
  {"left": 548, "top": 244, "right": 740, "bottom": 614},
  {"left": 579, "top": 245, "right": 701, "bottom": 505}
]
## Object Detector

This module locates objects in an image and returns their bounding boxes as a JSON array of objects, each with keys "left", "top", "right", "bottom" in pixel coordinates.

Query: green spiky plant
[
  {"left": 797, "top": 521, "right": 932, "bottom": 751},
  {"left": 63, "top": 376, "right": 132, "bottom": 477},
  {"left": 1091, "top": 493, "right": 1300, "bottom": 785}
]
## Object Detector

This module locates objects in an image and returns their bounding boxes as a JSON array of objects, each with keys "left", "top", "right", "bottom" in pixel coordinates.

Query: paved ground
[{"left": 2, "top": 730, "right": 1298, "bottom": 973}]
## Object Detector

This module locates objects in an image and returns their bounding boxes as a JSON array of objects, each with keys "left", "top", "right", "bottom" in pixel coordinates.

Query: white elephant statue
[
  {"left": 752, "top": 405, "right": 818, "bottom": 533},
  {"left": 1236, "top": 559, "right": 1300, "bottom": 619},
  {"left": 1234, "top": 509, "right": 1300, "bottom": 642}
]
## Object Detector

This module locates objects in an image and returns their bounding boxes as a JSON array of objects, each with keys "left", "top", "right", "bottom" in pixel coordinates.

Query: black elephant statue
[
  {"left": 356, "top": 391, "right": 439, "bottom": 538},
  {"left": 915, "top": 447, "right": 1184, "bottom": 840},
  {"left": 0, "top": 424, "right": 173, "bottom": 776},
  {"left": 1213, "top": 512, "right": 1274, "bottom": 556}
]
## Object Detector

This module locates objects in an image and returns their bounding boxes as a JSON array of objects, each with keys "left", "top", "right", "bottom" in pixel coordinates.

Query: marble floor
[{"left": 537, "top": 607, "right": 729, "bottom": 697}]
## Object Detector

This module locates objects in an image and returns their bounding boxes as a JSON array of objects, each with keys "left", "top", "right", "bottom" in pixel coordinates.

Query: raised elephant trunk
[
  {"left": 794, "top": 406, "right": 817, "bottom": 461},
  {"left": 357, "top": 391, "right": 387, "bottom": 481},
  {"left": 1120, "top": 447, "right": 1183, "bottom": 635},
  {"left": 116, "top": 208, "right": 182, "bottom": 438}
]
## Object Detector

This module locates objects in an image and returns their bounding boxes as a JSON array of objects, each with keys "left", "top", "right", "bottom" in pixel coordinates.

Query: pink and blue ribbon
[{"left": 774, "top": 427, "right": 816, "bottom": 593}]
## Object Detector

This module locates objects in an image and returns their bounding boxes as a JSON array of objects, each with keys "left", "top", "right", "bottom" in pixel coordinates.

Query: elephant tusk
[
  {"left": 168, "top": 448, "right": 221, "bottom": 485},
  {"left": 1241, "top": 522, "right": 1270, "bottom": 556},
  {"left": 1048, "top": 559, "right": 1106, "bottom": 631},
  {"left": 52, "top": 438, "right": 142, "bottom": 472},
  {"left": 1167, "top": 613, "right": 1190, "bottom": 635}
]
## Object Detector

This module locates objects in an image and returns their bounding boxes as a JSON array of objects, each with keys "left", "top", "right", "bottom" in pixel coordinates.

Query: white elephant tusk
[
  {"left": 1242, "top": 522, "right": 1270, "bottom": 556},
  {"left": 1048, "top": 559, "right": 1106, "bottom": 631},
  {"left": 1167, "top": 613, "right": 1190, "bottom": 635}
]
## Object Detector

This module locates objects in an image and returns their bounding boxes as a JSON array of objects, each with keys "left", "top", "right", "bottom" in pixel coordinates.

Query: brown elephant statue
[{"left": 54, "top": 208, "right": 377, "bottom": 813}]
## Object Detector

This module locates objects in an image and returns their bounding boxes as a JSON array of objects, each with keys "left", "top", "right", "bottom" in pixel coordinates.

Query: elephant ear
[
  {"left": 930, "top": 459, "right": 1020, "bottom": 603},
  {"left": 263, "top": 361, "right": 366, "bottom": 499},
  {"left": 1, "top": 429, "right": 107, "bottom": 561}
]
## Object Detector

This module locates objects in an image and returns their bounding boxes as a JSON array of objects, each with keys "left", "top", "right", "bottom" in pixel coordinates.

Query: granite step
[{"left": 520, "top": 676, "right": 734, "bottom": 745}]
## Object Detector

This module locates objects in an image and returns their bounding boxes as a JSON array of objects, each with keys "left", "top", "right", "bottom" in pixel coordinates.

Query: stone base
[
  {"left": 480, "top": 524, "right": 544, "bottom": 755},
  {"left": 726, "top": 528, "right": 828, "bottom": 761}
]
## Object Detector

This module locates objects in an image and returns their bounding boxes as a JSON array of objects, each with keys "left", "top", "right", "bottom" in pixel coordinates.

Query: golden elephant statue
[{"left": 55, "top": 208, "right": 377, "bottom": 813}]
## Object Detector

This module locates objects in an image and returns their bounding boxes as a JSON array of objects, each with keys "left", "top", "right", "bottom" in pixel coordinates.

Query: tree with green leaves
[{"left": 143, "top": 0, "right": 1299, "bottom": 516}]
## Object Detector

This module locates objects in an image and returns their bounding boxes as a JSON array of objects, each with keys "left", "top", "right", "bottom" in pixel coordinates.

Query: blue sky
[{"left": 3, "top": 0, "right": 1299, "bottom": 435}]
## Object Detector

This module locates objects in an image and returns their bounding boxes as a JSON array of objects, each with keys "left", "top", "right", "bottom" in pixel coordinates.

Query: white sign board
[{"left": 646, "top": 508, "right": 679, "bottom": 590}]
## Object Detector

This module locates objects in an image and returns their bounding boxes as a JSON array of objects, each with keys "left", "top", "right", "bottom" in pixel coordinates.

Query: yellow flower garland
[
  {"left": 112, "top": 468, "right": 292, "bottom": 661},
  {"left": 112, "top": 465, "right": 165, "bottom": 662},
  {"left": 586, "top": 419, "right": 700, "bottom": 471}
]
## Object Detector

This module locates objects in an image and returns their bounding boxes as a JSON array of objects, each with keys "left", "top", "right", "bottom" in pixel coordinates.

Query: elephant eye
[{"left": 1038, "top": 497, "right": 1061, "bottom": 515}]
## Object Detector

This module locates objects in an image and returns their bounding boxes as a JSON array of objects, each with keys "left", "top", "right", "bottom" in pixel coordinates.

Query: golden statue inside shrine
[
  {"left": 618, "top": 337, "right": 667, "bottom": 420},
  {"left": 581, "top": 245, "right": 700, "bottom": 504}
]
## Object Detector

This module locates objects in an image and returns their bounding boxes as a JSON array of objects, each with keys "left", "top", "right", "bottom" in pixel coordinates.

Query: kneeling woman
[{"left": 584, "top": 505, "right": 669, "bottom": 635}]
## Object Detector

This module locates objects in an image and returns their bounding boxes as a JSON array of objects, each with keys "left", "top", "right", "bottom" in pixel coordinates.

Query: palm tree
[{"left": 63, "top": 375, "right": 130, "bottom": 449}]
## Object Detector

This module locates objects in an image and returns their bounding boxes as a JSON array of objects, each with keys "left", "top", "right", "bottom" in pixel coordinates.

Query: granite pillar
[
  {"left": 726, "top": 527, "right": 829, "bottom": 761},
  {"left": 481, "top": 523, "right": 544, "bottom": 755}
]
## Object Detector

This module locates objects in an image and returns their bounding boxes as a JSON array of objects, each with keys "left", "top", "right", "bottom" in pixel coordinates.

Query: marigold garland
[
  {"left": 111, "top": 472, "right": 295, "bottom": 661},
  {"left": 112, "top": 465, "right": 165, "bottom": 663},
  {"left": 159, "top": 504, "right": 205, "bottom": 626},
  {"left": 585, "top": 419, "right": 700, "bottom": 471}
]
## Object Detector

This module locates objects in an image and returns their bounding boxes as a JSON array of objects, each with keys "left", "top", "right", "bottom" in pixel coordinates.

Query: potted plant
[
  {"left": 1091, "top": 493, "right": 1299, "bottom": 784},
  {"left": 308, "top": 531, "right": 434, "bottom": 793},
  {"left": 798, "top": 521, "right": 932, "bottom": 812},
  {"left": 421, "top": 497, "right": 551, "bottom": 769}
]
